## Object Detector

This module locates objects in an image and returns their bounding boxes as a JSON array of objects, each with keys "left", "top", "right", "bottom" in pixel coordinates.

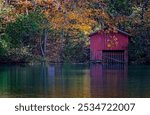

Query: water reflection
[
  {"left": 0, "top": 64, "right": 150, "bottom": 97},
  {"left": 90, "top": 64, "right": 128, "bottom": 98},
  {"left": 0, "top": 64, "right": 91, "bottom": 97},
  {"left": 128, "top": 65, "right": 150, "bottom": 98}
]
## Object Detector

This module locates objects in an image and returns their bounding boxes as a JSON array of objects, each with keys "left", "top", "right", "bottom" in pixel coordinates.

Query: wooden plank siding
[{"left": 90, "top": 30, "right": 129, "bottom": 63}]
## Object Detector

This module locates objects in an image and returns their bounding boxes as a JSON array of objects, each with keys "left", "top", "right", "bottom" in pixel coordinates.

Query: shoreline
[{"left": 0, "top": 61, "right": 150, "bottom": 65}]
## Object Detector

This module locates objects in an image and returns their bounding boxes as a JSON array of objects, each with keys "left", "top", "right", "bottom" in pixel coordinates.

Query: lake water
[{"left": 0, "top": 64, "right": 150, "bottom": 98}]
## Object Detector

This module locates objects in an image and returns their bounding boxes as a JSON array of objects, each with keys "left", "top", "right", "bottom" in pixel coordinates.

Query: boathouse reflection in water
[
  {"left": 90, "top": 64, "right": 128, "bottom": 98},
  {"left": 0, "top": 64, "right": 150, "bottom": 97}
]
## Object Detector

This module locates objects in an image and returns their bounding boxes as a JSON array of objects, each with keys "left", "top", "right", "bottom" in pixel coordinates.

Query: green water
[{"left": 0, "top": 64, "right": 150, "bottom": 98}]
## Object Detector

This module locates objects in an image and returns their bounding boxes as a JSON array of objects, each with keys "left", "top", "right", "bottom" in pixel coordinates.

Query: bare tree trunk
[
  {"left": 40, "top": 36, "right": 45, "bottom": 57},
  {"left": 44, "top": 29, "right": 48, "bottom": 53},
  {"left": 25, "top": 0, "right": 29, "bottom": 15},
  {"left": 26, "top": 8, "right": 29, "bottom": 15},
  {"left": 40, "top": 29, "right": 48, "bottom": 57},
  {"left": 4, "top": 0, "right": 10, "bottom": 5}
]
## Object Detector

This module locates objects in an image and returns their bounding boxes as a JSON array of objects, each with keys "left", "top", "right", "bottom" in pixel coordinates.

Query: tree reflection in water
[{"left": 0, "top": 64, "right": 150, "bottom": 97}]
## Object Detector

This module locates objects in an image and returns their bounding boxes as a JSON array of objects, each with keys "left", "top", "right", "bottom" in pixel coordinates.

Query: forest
[{"left": 0, "top": 0, "right": 149, "bottom": 64}]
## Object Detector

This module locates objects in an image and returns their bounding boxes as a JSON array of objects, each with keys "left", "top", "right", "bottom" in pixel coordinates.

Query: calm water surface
[{"left": 0, "top": 64, "right": 150, "bottom": 98}]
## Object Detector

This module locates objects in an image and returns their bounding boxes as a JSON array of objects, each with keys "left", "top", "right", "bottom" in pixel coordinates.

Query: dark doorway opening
[{"left": 102, "top": 50, "right": 124, "bottom": 63}]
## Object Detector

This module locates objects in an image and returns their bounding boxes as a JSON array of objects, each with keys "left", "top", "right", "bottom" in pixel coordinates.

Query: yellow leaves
[
  {"left": 16, "top": 0, "right": 32, "bottom": 7},
  {"left": 2, "top": 0, "right": 115, "bottom": 36},
  {"left": 48, "top": 8, "right": 95, "bottom": 34},
  {"left": 99, "top": 11, "right": 109, "bottom": 20},
  {"left": 51, "top": 17, "right": 64, "bottom": 29},
  {"left": 0, "top": 4, "right": 16, "bottom": 24},
  {"left": 4, "top": 0, "right": 108, "bottom": 35},
  {"left": 43, "top": 10, "right": 49, "bottom": 17},
  {"left": 43, "top": 0, "right": 53, "bottom": 4},
  {"left": 66, "top": 24, "right": 91, "bottom": 34},
  {"left": 35, "top": 0, "right": 54, "bottom": 6},
  {"left": 34, "top": 0, "right": 43, "bottom": 5},
  {"left": 67, "top": 12, "right": 77, "bottom": 20},
  {"left": 67, "top": 12, "right": 85, "bottom": 24},
  {"left": 64, "top": 10, "right": 95, "bottom": 34},
  {"left": 78, "top": 25, "right": 91, "bottom": 35}
]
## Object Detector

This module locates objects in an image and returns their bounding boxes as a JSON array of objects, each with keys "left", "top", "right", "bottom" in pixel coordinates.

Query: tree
[{"left": 1, "top": 0, "right": 149, "bottom": 63}]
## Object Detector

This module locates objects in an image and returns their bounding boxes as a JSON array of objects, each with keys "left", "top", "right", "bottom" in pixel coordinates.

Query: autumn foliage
[{"left": 0, "top": 0, "right": 149, "bottom": 63}]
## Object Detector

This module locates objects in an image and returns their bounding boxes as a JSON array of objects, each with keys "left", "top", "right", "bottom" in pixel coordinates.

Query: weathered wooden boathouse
[{"left": 89, "top": 29, "right": 129, "bottom": 63}]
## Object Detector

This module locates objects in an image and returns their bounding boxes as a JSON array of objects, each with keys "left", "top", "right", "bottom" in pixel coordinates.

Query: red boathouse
[{"left": 89, "top": 29, "right": 129, "bottom": 63}]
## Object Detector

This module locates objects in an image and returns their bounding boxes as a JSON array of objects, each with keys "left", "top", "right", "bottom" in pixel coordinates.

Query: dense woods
[{"left": 0, "top": 0, "right": 149, "bottom": 64}]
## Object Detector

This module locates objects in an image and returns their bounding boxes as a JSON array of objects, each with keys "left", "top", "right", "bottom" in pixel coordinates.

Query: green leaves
[
  {"left": 107, "top": 0, "right": 132, "bottom": 16},
  {"left": 5, "top": 12, "right": 44, "bottom": 47}
]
